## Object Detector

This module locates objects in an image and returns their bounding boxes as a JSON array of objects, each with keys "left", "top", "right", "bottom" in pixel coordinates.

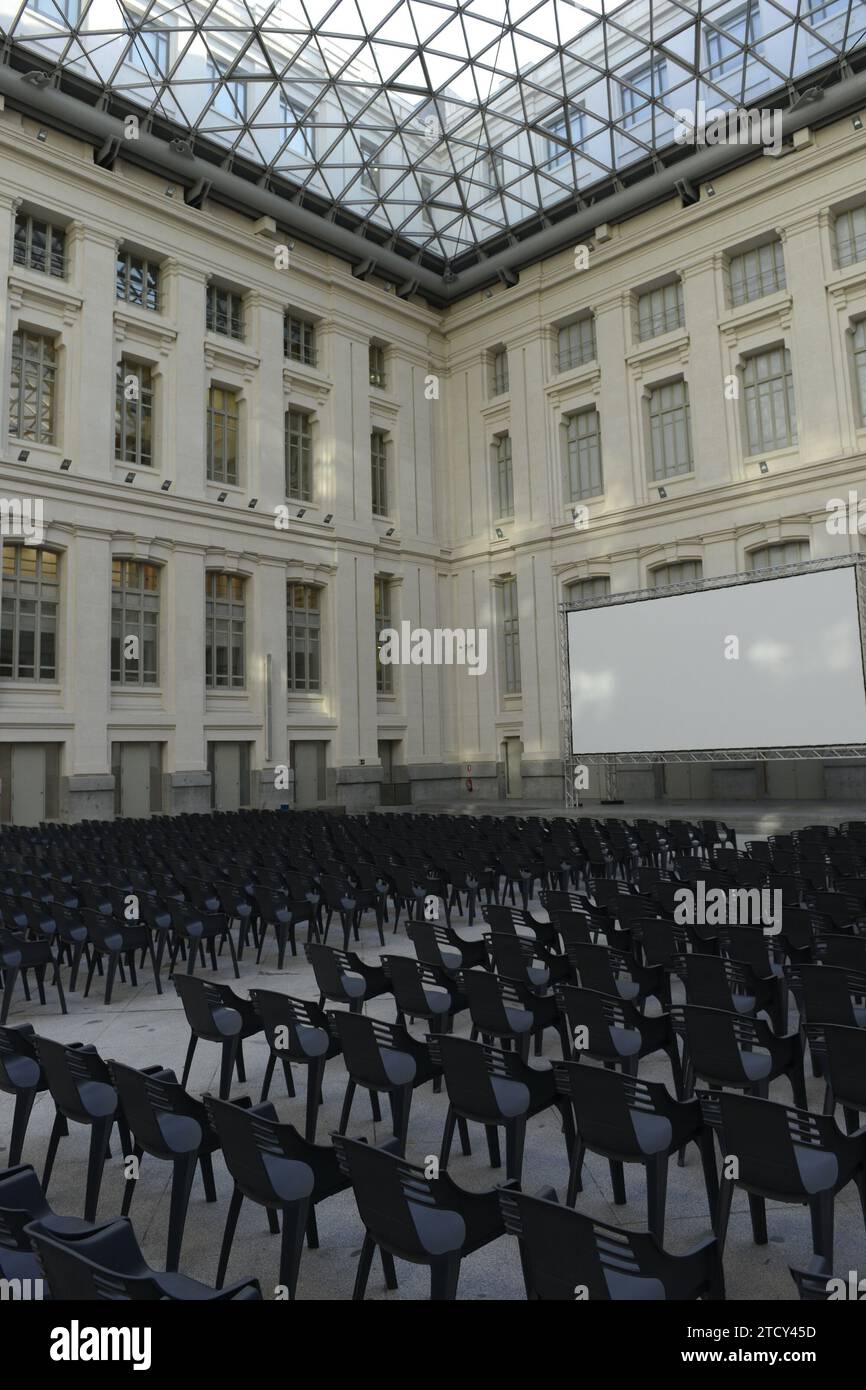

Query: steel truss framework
[
  {"left": 560, "top": 554, "right": 866, "bottom": 807},
  {"left": 2, "top": 0, "right": 866, "bottom": 289}
]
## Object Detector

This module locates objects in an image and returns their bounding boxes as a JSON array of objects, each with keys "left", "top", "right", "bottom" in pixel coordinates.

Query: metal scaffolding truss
[
  {"left": 2, "top": 0, "right": 866, "bottom": 295},
  {"left": 560, "top": 554, "right": 866, "bottom": 806}
]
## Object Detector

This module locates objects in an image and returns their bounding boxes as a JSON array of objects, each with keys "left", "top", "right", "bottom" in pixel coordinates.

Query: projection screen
[{"left": 567, "top": 565, "right": 866, "bottom": 756}]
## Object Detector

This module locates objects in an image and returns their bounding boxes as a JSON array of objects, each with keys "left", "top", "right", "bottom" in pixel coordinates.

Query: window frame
[
  {"left": 111, "top": 559, "right": 160, "bottom": 686},
  {"left": 115, "top": 359, "right": 155, "bottom": 468},
  {"left": 206, "top": 384, "right": 240, "bottom": 486},
  {"left": 564, "top": 407, "right": 603, "bottom": 501},
  {"left": 0, "top": 546, "right": 59, "bottom": 683},
  {"left": 205, "top": 571, "right": 246, "bottom": 689},
  {"left": 9, "top": 329, "right": 57, "bottom": 445},
  {"left": 648, "top": 378, "right": 693, "bottom": 480},
  {"left": 285, "top": 407, "right": 313, "bottom": 502},
  {"left": 287, "top": 582, "right": 321, "bottom": 693}
]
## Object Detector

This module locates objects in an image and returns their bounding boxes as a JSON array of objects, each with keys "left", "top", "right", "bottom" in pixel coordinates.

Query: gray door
[
  {"left": 504, "top": 738, "right": 523, "bottom": 800},
  {"left": 213, "top": 742, "right": 242, "bottom": 812},
  {"left": 119, "top": 744, "right": 151, "bottom": 818},
  {"left": 291, "top": 741, "right": 325, "bottom": 807},
  {"left": 11, "top": 745, "right": 46, "bottom": 826}
]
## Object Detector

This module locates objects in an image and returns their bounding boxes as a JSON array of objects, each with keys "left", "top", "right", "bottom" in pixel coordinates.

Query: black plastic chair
[
  {"left": 0, "top": 1023, "right": 46, "bottom": 1166},
  {"left": 482, "top": 904, "right": 558, "bottom": 950},
  {"left": 567, "top": 939, "right": 664, "bottom": 1010},
  {"left": 332, "top": 1133, "right": 511, "bottom": 1300},
  {"left": 26, "top": 1215, "right": 261, "bottom": 1300},
  {"left": 684, "top": 952, "right": 787, "bottom": 1035},
  {"left": 807, "top": 1021, "right": 866, "bottom": 1132},
  {"left": 675, "top": 1003, "right": 807, "bottom": 1107},
  {"left": 556, "top": 984, "right": 684, "bottom": 1095},
  {"left": 0, "top": 924, "right": 67, "bottom": 1025},
  {"left": 553, "top": 1060, "right": 718, "bottom": 1238},
  {"left": 430, "top": 1033, "right": 574, "bottom": 1182},
  {"left": 248, "top": 988, "right": 341, "bottom": 1141},
  {"left": 109, "top": 1061, "right": 220, "bottom": 1272},
  {"left": 330, "top": 1010, "right": 440, "bottom": 1152},
  {"left": 305, "top": 941, "right": 390, "bottom": 1013},
  {"left": 699, "top": 1088, "right": 866, "bottom": 1263},
  {"left": 81, "top": 908, "right": 162, "bottom": 1005},
  {"left": 173, "top": 975, "right": 263, "bottom": 1100},
  {"left": 0, "top": 1162, "right": 93, "bottom": 1288},
  {"left": 251, "top": 885, "right": 314, "bottom": 967},
  {"left": 406, "top": 919, "right": 487, "bottom": 972},
  {"left": 498, "top": 1186, "right": 725, "bottom": 1300},
  {"left": 382, "top": 953, "right": 469, "bottom": 1033},
  {"left": 35, "top": 1037, "right": 137, "bottom": 1223},
  {"left": 484, "top": 931, "right": 569, "bottom": 988},
  {"left": 462, "top": 968, "right": 569, "bottom": 1061}
]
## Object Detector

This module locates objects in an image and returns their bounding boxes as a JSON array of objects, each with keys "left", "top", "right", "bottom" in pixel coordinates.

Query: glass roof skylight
[{"left": 2, "top": 0, "right": 865, "bottom": 263}]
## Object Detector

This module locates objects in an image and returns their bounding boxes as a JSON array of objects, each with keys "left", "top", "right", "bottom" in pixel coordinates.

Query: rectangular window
[
  {"left": 494, "top": 433, "right": 513, "bottom": 519},
  {"left": 565, "top": 576, "right": 610, "bottom": 604},
  {"left": 621, "top": 59, "right": 667, "bottom": 128},
  {"left": 287, "top": 583, "right": 321, "bottom": 693},
  {"left": 286, "top": 409, "right": 313, "bottom": 501},
  {"left": 115, "top": 360, "right": 154, "bottom": 467},
  {"left": 206, "top": 386, "right": 239, "bottom": 485},
  {"left": 806, "top": 0, "right": 847, "bottom": 22},
  {"left": 747, "top": 541, "right": 809, "bottom": 570},
  {"left": 207, "top": 61, "right": 247, "bottom": 120},
  {"left": 0, "top": 547, "right": 58, "bottom": 681},
  {"left": 9, "top": 331, "right": 56, "bottom": 444},
  {"left": 111, "top": 560, "right": 159, "bottom": 685},
  {"left": 743, "top": 347, "right": 797, "bottom": 453},
  {"left": 371, "top": 429, "right": 388, "bottom": 517},
  {"left": 375, "top": 576, "right": 393, "bottom": 694},
  {"left": 729, "top": 240, "right": 786, "bottom": 306},
  {"left": 557, "top": 315, "right": 596, "bottom": 371},
  {"left": 650, "top": 560, "right": 703, "bottom": 586},
  {"left": 205, "top": 572, "right": 245, "bottom": 688},
  {"left": 854, "top": 321, "right": 866, "bottom": 425},
  {"left": 28, "top": 0, "right": 80, "bottom": 19},
  {"left": 835, "top": 206, "right": 866, "bottom": 268},
  {"left": 360, "top": 139, "right": 379, "bottom": 193},
  {"left": 369, "top": 343, "right": 387, "bottom": 389},
  {"left": 565, "top": 408, "right": 603, "bottom": 500},
  {"left": 284, "top": 313, "right": 316, "bottom": 365},
  {"left": 501, "top": 577, "right": 521, "bottom": 696},
  {"left": 545, "top": 108, "right": 584, "bottom": 168},
  {"left": 280, "top": 98, "right": 314, "bottom": 157},
  {"left": 116, "top": 251, "right": 160, "bottom": 311},
  {"left": 705, "top": 3, "right": 760, "bottom": 79},
  {"left": 13, "top": 213, "right": 65, "bottom": 278},
  {"left": 648, "top": 379, "right": 693, "bottom": 479},
  {"left": 491, "top": 347, "right": 509, "bottom": 396},
  {"left": 206, "top": 284, "right": 244, "bottom": 340},
  {"left": 132, "top": 23, "right": 170, "bottom": 78},
  {"left": 486, "top": 153, "right": 504, "bottom": 188},
  {"left": 638, "top": 282, "right": 684, "bottom": 340}
]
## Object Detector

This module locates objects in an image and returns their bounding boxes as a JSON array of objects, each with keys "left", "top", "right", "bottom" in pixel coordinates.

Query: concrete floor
[{"left": 1, "top": 873, "right": 863, "bottom": 1302}]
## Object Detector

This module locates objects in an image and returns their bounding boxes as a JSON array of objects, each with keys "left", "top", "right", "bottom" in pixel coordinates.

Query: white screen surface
[{"left": 567, "top": 566, "right": 866, "bottom": 755}]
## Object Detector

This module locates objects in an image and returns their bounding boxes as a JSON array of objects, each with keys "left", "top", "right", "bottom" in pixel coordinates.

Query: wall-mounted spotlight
[
  {"left": 165, "top": 185, "right": 176, "bottom": 198},
  {"left": 36, "top": 129, "right": 48, "bottom": 143},
  {"left": 657, "top": 486, "right": 668, "bottom": 499},
  {"left": 854, "top": 115, "right": 864, "bottom": 131},
  {"left": 759, "top": 461, "right": 769, "bottom": 475},
  {"left": 160, "top": 478, "right": 172, "bottom": 491},
  {"left": 495, "top": 527, "right": 505, "bottom": 540},
  {"left": 296, "top": 508, "right": 306, "bottom": 519},
  {"left": 217, "top": 491, "right": 227, "bottom": 503},
  {"left": 385, "top": 527, "right": 395, "bottom": 537},
  {"left": 247, "top": 497, "right": 258, "bottom": 509},
  {"left": 17, "top": 449, "right": 29, "bottom": 463},
  {"left": 323, "top": 514, "right": 333, "bottom": 524},
  {"left": 705, "top": 183, "right": 716, "bottom": 197},
  {"left": 124, "top": 472, "right": 136, "bottom": 484},
  {"left": 59, "top": 458, "right": 72, "bottom": 471}
]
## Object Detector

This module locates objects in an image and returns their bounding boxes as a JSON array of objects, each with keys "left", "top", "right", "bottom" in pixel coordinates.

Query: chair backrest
[
  {"left": 332, "top": 1134, "right": 466, "bottom": 1261},
  {"left": 0, "top": 1023, "right": 42, "bottom": 1093},
  {"left": 0, "top": 1164, "right": 49, "bottom": 1250},
  {"left": 795, "top": 963, "right": 866, "bottom": 1027},
  {"left": 248, "top": 988, "right": 332, "bottom": 1060},
  {"left": 26, "top": 1217, "right": 162, "bottom": 1300},
  {"left": 461, "top": 968, "right": 530, "bottom": 1034},
  {"left": 173, "top": 974, "right": 242, "bottom": 1040},
  {"left": 554, "top": 1059, "right": 674, "bottom": 1155},
  {"left": 34, "top": 1037, "right": 115, "bottom": 1122},
  {"left": 305, "top": 942, "right": 363, "bottom": 999},
  {"left": 109, "top": 1061, "right": 205, "bottom": 1159},
  {"left": 204, "top": 1096, "right": 314, "bottom": 1206},
  {"left": 555, "top": 984, "right": 640, "bottom": 1058},
  {"left": 821, "top": 1022, "right": 866, "bottom": 1109},
  {"left": 406, "top": 921, "right": 468, "bottom": 972},
  {"left": 381, "top": 955, "right": 454, "bottom": 1017},
  {"left": 679, "top": 1004, "right": 772, "bottom": 1084},
  {"left": 429, "top": 1033, "right": 531, "bottom": 1121},
  {"left": 699, "top": 1090, "right": 838, "bottom": 1198},
  {"left": 329, "top": 1011, "right": 415, "bottom": 1089}
]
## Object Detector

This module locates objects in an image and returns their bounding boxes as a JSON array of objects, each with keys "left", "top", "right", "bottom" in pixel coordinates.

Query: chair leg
[
  {"left": 235, "top": 1040, "right": 246, "bottom": 1082},
  {"left": 10, "top": 1088, "right": 36, "bottom": 1167},
  {"left": 353, "top": 1233, "right": 376, "bottom": 1300},
  {"left": 381, "top": 1248, "right": 398, "bottom": 1290},
  {"left": 609, "top": 1159, "right": 626, "bottom": 1206},
  {"left": 809, "top": 1191, "right": 834, "bottom": 1262},
  {"left": 338, "top": 1079, "right": 356, "bottom": 1134},
  {"left": 280, "top": 1058, "right": 296, "bottom": 1100},
  {"left": 457, "top": 1116, "right": 471, "bottom": 1156},
  {"left": 278, "top": 1197, "right": 311, "bottom": 1299},
  {"left": 716, "top": 1175, "right": 734, "bottom": 1256},
  {"left": 439, "top": 1104, "right": 456, "bottom": 1170},
  {"left": 748, "top": 1192, "right": 768, "bottom": 1246},
  {"left": 219, "top": 1038, "right": 239, "bottom": 1100},
  {"left": 698, "top": 1129, "right": 720, "bottom": 1230},
  {"left": 389, "top": 1086, "right": 411, "bottom": 1154},
  {"left": 181, "top": 1032, "right": 197, "bottom": 1089},
  {"left": 305, "top": 1058, "right": 325, "bottom": 1143},
  {"left": 370, "top": 1090, "right": 382, "bottom": 1122},
  {"left": 103, "top": 954, "right": 119, "bottom": 1007},
  {"left": 260, "top": 1053, "right": 277, "bottom": 1103},
  {"left": 121, "top": 1143, "right": 144, "bottom": 1216},
  {"left": 566, "top": 1136, "right": 585, "bottom": 1206},
  {"left": 430, "top": 1253, "right": 461, "bottom": 1301},
  {"left": 504, "top": 1117, "right": 527, "bottom": 1183},
  {"left": 216, "top": 1185, "right": 244, "bottom": 1288},
  {"left": 646, "top": 1154, "right": 669, "bottom": 1242},
  {"left": 84, "top": 1117, "right": 113, "bottom": 1223},
  {"left": 42, "top": 1110, "right": 67, "bottom": 1193},
  {"left": 305, "top": 1205, "right": 319, "bottom": 1250},
  {"left": 199, "top": 1151, "right": 217, "bottom": 1202},
  {"left": 166, "top": 1153, "right": 197, "bottom": 1273}
]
